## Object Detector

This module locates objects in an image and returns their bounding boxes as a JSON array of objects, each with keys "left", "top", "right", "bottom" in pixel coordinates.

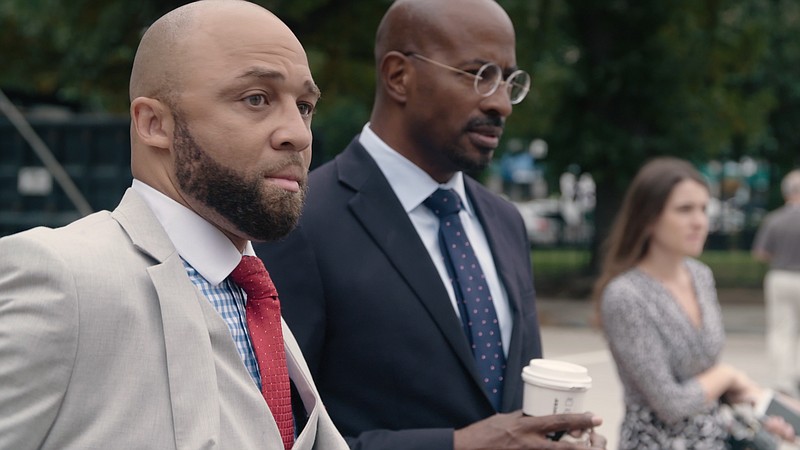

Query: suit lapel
[
  {"left": 464, "top": 179, "right": 528, "bottom": 411},
  {"left": 335, "top": 141, "right": 481, "bottom": 386},
  {"left": 111, "top": 190, "right": 219, "bottom": 449},
  {"left": 283, "top": 320, "right": 320, "bottom": 450},
  {"left": 149, "top": 258, "right": 221, "bottom": 449}
]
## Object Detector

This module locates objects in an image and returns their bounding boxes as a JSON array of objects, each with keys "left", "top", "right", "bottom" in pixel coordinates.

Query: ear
[
  {"left": 130, "top": 97, "right": 173, "bottom": 150},
  {"left": 380, "top": 51, "right": 411, "bottom": 104}
]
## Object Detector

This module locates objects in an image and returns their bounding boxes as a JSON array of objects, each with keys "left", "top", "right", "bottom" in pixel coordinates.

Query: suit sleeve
[
  {"left": 345, "top": 428, "right": 453, "bottom": 450},
  {"left": 0, "top": 232, "right": 79, "bottom": 449}
]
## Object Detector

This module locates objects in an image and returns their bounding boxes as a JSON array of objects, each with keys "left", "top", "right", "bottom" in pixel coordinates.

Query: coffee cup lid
[{"left": 522, "top": 358, "right": 592, "bottom": 390}]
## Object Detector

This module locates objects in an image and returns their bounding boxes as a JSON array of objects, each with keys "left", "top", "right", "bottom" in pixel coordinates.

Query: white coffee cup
[{"left": 521, "top": 358, "right": 592, "bottom": 416}]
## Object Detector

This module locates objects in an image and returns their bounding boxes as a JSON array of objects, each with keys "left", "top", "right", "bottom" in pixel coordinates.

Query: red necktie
[{"left": 230, "top": 255, "right": 294, "bottom": 450}]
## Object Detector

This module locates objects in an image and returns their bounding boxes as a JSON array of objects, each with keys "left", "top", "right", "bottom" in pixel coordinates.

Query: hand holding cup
[{"left": 522, "top": 359, "right": 593, "bottom": 443}]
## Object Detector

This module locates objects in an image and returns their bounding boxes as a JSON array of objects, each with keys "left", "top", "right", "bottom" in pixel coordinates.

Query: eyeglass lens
[
  {"left": 474, "top": 63, "right": 530, "bottom": 104},
  {"left": 474, "top": 64, "right": 502, "bottom": 96},
  {"left": 507, "top": 71, "right": 530, "bottom": 104}
]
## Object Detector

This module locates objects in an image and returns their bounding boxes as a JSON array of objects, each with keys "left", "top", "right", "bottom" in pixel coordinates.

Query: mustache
[
  {"left": 265, "top": 154, "right": 308, "bottom": 177},
  {"left": 467, "top": 115, "right": 505, "bottom": 129}
]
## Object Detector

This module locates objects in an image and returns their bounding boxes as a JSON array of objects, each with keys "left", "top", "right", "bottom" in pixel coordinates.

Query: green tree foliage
[
  {"left": 0, "top": 0, "right": 188, "bottom": 111},
  {"left": 0, "top": 0, "right": 387, "bottom": 155},
  {"left": 762, "top": 0, "right": 800, "bottom": 173},
  {"left": 550, "top": 0, "right": 777, "bottom": 186},
  {"left": 3, "top": 0, "right": 800, "bottom": 267},
  {"left": 501, "top": 0, "right": 799, "bottom": 269}
]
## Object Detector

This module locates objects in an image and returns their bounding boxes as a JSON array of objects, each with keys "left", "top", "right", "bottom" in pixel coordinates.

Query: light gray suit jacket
[{"left": 0, "top": 189, "right": 348, "bottom": 450}]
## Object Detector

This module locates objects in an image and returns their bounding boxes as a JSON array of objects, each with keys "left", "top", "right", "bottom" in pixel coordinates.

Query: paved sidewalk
[
  {"left": 538, "top": 297, "right": 798, "bottom": 449},
  {"left": 541, "top": 325, "right": 800, "bottom": 449}
]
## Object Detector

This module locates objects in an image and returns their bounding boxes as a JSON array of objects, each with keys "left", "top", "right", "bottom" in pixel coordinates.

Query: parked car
[{"left": 513, "top": 199, "right": 562, "bottom": 246}]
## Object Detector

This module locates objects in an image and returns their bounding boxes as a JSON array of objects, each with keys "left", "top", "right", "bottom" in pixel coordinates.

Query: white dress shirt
[
  {"left": 132, "top": 179, "right": 255, "bottom": 283},
  {"left": 131, "top": 180, "right": 263, "bottom": 386}
]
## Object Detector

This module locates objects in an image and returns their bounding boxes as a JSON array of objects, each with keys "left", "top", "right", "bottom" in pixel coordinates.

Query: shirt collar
[
  {"left": 358, "top": 123, "right": 474, "bottom": 216},
  {"left": 131, "top": 179, "right": 253, "bottom": 286}
]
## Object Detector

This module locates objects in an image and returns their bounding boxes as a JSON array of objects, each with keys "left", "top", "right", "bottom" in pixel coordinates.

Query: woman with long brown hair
[{"left": 594, "top": 157, "right": 790, "bottom": 448}]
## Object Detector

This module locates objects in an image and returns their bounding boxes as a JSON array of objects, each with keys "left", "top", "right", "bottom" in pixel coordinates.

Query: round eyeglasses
[{"left": 405, "top": 52, "right": 531, "bottom": 104}]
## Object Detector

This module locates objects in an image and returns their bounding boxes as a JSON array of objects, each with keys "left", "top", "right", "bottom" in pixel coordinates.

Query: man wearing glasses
[{"left": 256, "top": 0, "right": 606, "bottom": 448}]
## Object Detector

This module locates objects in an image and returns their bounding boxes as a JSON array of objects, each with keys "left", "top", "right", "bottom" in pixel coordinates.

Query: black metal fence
[{"left": 0, "top": 116, "right": 131, "bottom": 236}]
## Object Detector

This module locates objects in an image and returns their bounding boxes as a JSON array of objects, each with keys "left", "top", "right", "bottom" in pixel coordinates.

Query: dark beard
[
  {"left": 173, "top": 116, "right": 306, "bottom": 242},
  {"left": 448, "top": 114, "right": 504, "bottom": 172},
  {"left": 447, "top": 145, "right": 493, "bottom": 173}
]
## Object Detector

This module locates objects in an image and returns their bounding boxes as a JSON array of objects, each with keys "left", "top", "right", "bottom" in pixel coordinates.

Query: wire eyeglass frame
[{"left": 404, "top": 52, "right": 530, "bottom": 104}]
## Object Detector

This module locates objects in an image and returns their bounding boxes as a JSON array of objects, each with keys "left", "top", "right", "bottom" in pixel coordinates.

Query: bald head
[
  {"left": 129, "top": 0, "right": 289, "bottom": 105},
  {"left": 127, "top": 0, "right": 318, "bottom": 247},
  {"left": 374, "top": 0, "right": 514, "bottom": 61},
  {"left": 782, "top": 170, "right": 800, "bottom": 201},
  {"left": 368, "top": 0, "right": 519, "bottom": 182}
]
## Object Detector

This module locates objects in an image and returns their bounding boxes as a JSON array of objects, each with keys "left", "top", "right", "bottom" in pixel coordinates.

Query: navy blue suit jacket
[{"left": 256, "top": 137, "right": 543, "bottom": 450}]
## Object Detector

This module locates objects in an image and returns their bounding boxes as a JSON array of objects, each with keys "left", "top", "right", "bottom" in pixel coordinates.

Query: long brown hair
[{"left": 592, "top": 157, "right": 708, "bottom": 323}]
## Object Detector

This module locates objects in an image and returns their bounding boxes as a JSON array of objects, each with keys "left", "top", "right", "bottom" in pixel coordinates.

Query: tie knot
[
  {"left": 230, "top": 255, "right": 277, "bottom": 299},
  {"left": 424, "top": 189, "right": 463, "bottom": 218}
]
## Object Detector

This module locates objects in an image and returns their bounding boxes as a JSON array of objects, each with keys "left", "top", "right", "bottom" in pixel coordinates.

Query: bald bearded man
[{"left": 0, "top": 1, "right": 347, "bottom": 449}]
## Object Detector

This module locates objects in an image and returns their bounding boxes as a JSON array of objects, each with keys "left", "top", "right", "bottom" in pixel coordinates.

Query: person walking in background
[
  {"left": 0, "top": 1, "right": 347, "bottom": 449},
  {"left": 256, "top": 0, "right": 605, "bottom": 448},
  {"left": 593, "top": 157, "right": 793, "bottom": 449},
  {"left": 752, "top": 169, "right": 800, "bottom": 398}
]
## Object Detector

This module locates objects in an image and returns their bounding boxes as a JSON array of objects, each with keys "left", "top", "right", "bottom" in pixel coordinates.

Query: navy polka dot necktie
[{"left": 424, "top": 188, "right": 506, "bottom": 411}]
